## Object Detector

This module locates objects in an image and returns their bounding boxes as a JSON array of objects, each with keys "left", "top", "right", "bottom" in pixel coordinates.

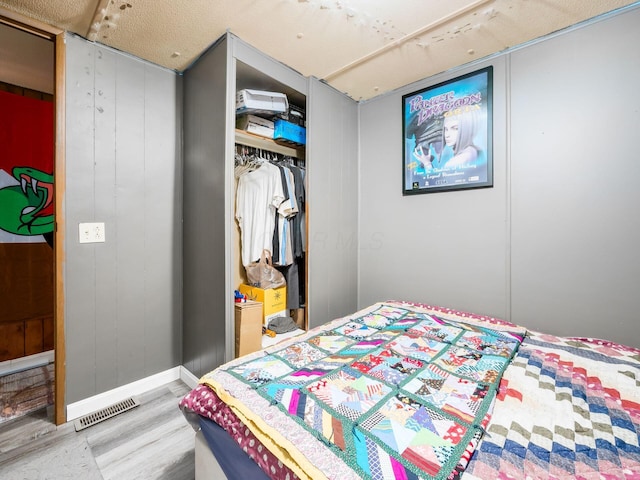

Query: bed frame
[{"left": 194, "top": 430, "right": 227, "bottom": 480}]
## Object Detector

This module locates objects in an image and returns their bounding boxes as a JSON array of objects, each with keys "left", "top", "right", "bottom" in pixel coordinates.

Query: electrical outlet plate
[{"left": 79, "top": 222, "right": 105, "bottom": 243}]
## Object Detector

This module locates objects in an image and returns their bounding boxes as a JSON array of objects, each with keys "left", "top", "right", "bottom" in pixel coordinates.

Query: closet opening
[{"left": 233, "top": 59, "right": 308, "bottom": 355}]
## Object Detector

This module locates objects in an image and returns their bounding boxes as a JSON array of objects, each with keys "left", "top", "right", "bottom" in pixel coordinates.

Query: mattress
[{"left": 180, "top": 301, "right": 640, "bottom": 479}]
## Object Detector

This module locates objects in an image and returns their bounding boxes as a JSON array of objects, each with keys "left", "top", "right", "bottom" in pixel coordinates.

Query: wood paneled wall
[
  {"left": 0, "top": 316, "right": 54, "bottom": 361},
  {"left": 0, "top": 243, "right": 54, "bottom": 325},
  {"left": 0, "top": 226, "right": 54, "bottom": 364}
]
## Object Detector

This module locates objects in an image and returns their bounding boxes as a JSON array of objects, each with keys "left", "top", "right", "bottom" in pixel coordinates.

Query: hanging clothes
[
  {"left": 288, "top": 164, "right": 306, "bottom": 258},
  {"left": 273, "top": 164, "right": 298, "bottom": 267},
  {"left": 275, "top": 163, "right": 305, "bottom": 309},
  {"left": 236, "top": 160, "right": 285, "bottom": 267},
  {"left": 235, "top": 145, "right": 307, "bottom": 310}
]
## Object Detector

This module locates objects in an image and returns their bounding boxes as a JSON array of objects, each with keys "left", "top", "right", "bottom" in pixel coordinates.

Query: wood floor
[{"left": 0, "top": 380, "right": 195, "bottom": 480}]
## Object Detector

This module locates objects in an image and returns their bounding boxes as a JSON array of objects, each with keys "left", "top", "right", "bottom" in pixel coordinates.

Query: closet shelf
[{"left": 235, "top": 129, "right": 304, "bottom": 159}]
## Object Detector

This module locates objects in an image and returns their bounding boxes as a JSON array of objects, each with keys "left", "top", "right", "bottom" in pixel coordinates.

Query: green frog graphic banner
[{"left": 0, "top": 90, "right": 54, "bottom": 245}]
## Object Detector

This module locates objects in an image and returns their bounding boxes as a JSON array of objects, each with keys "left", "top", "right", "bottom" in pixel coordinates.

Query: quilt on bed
[
  {"left": 187, "top": 301, "right": 526, "bottom": 480},
  {"left": 463, "top": 332, "right": 640, "bottom": 480}
]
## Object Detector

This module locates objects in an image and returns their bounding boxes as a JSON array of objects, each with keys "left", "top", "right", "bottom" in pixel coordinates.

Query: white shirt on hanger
[{"left": 236, "top": 162, "right": 285, "bottom": 266}]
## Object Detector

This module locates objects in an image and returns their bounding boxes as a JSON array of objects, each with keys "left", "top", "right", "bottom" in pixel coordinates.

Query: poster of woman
[{"left": 402, "top": 66, "right": 493, "bottom": 195}]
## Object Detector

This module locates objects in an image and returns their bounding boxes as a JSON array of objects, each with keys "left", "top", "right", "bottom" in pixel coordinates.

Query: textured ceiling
[{"left": 0, "top": 0, "right": 638, "bottom": 100}]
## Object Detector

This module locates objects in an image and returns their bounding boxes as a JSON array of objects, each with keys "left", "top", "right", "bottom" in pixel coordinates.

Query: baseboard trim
[
  {"left": 180, "top": 365, "right": 199, "bottom": 389},
  {"left": 66, "top": 366, "right": 181, "bottom": 421},
  {"left": 0, "top": 350, "right": 54, "bottom": 376}
]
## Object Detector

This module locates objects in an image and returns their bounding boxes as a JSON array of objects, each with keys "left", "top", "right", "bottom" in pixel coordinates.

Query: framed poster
[{"left": 402, "top": 66, "right": 493, "bottom": 195}]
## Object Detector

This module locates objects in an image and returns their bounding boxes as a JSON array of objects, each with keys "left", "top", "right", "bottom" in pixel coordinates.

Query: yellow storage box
[{"left": 238, "top": 284, "right": 287, "bottom": 325}]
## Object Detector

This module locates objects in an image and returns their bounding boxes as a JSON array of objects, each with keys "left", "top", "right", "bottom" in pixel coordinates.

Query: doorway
[{"left": 0, "top": 12, "right": 65, "bottom": 426}]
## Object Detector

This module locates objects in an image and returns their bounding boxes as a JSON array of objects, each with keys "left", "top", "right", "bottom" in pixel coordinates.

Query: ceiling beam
[
  {"left": 87, "top": 0, "right": 112, "bottom": 41},
  {"left": 323, "top": 0, "right": 492, "bottom": 81}
]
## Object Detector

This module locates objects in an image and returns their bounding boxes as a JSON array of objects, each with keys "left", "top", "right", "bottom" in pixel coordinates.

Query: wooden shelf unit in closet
[{"left": 235, "top": 129, "right": 304, "bottom": 159}]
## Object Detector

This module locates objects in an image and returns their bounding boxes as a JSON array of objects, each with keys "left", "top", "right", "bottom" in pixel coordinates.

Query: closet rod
[{"left": 235, "top": 129, "right": 303, "bottom": 159}]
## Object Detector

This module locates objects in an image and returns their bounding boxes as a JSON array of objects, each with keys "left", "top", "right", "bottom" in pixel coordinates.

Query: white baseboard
[
  {"left": 66, "top": 366, "right": 182, "bottom": 421},
  {"left": 180, "top": 365, "right": 199, "bottom": 389},
  {"left": 0, "top": 350, "right": 54, "bottom": 376}
]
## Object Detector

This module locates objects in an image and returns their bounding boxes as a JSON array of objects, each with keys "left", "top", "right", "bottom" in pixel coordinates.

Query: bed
[{"left": 179, "top": 301, "right": 640, "bottom": 480}]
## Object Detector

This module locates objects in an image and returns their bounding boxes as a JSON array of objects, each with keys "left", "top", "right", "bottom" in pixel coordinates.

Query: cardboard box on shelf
[
  {"left": 236, "top": 89, "right": 288, "bottom": 116},
  {"left": 236, "top": 114, "right": 274, "bottom": 139},
  {"left": 238, "top": 284, "right": 287, "bottom": 325},
  {"left": 234, "top": 300, "right": 263, "bottom": 357}
]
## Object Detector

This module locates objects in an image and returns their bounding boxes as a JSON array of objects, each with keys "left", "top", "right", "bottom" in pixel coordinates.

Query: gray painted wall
[
  {"left": 307, "top": 77, "right": 359, "bottom": 328},
  {"left": 358, "top": 6, "right": 640, "bottom": 348},
  {"left": 62, "top": 6, "right": 640, "bottom": 406},
  {"left": 182, "top": 36, "right": 228, "bottom": 378},
  {"left": 508, "top": 7, "right": 640, "bottom": 346},
  {"left": 65, "top": 34, "right": 182, "bottom": 403}
]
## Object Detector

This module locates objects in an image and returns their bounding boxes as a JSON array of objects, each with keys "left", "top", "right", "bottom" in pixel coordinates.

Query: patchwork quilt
[
  {"left": 462, "top": 332, "right": 640, "bottom": 480},
  {"left": 191, "top": 302, "right": 525, "bottom": 480}
]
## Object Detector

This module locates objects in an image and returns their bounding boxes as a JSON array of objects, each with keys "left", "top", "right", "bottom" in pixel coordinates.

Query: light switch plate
[{"left": 79, "top": 222, "right": 105, "bottom": 243}]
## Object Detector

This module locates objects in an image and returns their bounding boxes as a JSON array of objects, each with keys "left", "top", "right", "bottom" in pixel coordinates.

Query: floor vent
[{"left": 74, "top": 397, "right": 140, "bottom": 431}]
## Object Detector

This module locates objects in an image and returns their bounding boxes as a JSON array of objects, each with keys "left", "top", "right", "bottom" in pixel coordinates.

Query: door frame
[{"left": 0, "top": 9, "right": 66, "bottom": 425}]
